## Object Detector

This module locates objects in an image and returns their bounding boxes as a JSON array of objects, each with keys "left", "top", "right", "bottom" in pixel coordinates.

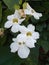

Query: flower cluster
[{"left": 4, "top": 3, "right": 42, "bottom": 59}]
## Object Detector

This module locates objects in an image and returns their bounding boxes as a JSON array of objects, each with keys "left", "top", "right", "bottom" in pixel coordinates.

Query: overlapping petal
[
  {"left": 27, "top": 24, "right": 35, "bottom": 32},
  {"left": 32, "top": 32, "right": 40, "bottom": 39},
  {"left": 4, "top": 21, "right": 13, "bottom": 28},
  {"left": 11, "top": 24, "right": 20, "bottom": 33},
  {"left": 10, "top": 42, "right": 19, "bottom": 53},
  {"left": 18, "top": 46, "right": 30, "bottom": 58},
  {"left": 25, "top": 38, "right": 36, "bottom": 48}
]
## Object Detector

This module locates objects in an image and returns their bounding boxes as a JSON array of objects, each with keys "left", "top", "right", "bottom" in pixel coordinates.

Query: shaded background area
[{"left": 0, "top": 0, "right": 49, "bottom": 65}]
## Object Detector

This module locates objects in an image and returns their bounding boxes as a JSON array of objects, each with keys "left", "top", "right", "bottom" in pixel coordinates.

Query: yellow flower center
[
  {"left": 18, "top": 42, "right": 25, "bottom": 45},
  {"left": 31, "top": 9, "right": 35, "bottom": 13},
  {"left": 19, "top": 42, "right": 22, "bottom": 45},
  {"left": 13, "top": 18, "right": 18, "bottom": 23},
  {"left": 26, "top": 32, "right": 32, "bottom": 36}
]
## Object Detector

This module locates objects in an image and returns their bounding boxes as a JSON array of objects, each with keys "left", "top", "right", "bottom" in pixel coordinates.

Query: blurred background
[{"left": 0, "top": 0, "right": 49, "bottom": 65}]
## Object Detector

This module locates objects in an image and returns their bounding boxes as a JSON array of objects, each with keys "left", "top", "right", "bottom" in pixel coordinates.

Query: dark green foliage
[
  {"left": 0, "top": 0, "right": 49, "bottom": 65},
  {"left": 0, "top": 2, "right": 2, "bottom": 22}
]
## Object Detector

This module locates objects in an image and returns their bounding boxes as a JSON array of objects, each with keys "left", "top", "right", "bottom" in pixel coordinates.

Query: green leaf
[
  {"left": 3, "top": 0, "right": 20, "bottom": 10},
  {"left": 33, "top": 6, "right": 45, "bottom": 13},
  {"left": 46, "top": 64, "right": 49, "bottom": 65},
  {"left": 36, "top": 23, "right": 46, "bottom": 32},
  {"left": 28, "top": 47, "right": 39, "bottom": 65},
  {"left": 0, "top": 9, "right": 13, "bottom": 27},
  {"left": 0, "top": 46, "right": 39, "bottom": 65},
  {"left": 0, "top": 46, "right": 23, "bottom": 65},
  {"left": 0, "top": 2, "right": 2, "bottom": 22},
  {"left": 31, "top": 16, "right": 38, "bottom": 24},
  {"left": 0, "top": 44, "right": 39, "bottom": 65},
  {"left": 21, "top": 18, "right": 29, "bottom": 26},
  {"left": 38, "top": 40, "right": 49, "bottom": 53},
  {"left": 23, "top": 2, "right": 27, "bottom": 9},
  {"left": 40, "top": 13, "right": 49, "bottom": 22},
  {"left": 14, "top": 4, "right": 20, "bottom": 10},
  {"left": 37, "top": 31, "right": 49, "bottom": 53},
  {"left": 0, "top": 35, "right": 6, "bottom": 46},
  {"left": 43, "top": 2, "right": 49, "bottom": 12},
  {"left": 22, "top": 21, "right": 29, "bottom": 26},
  {"left": 47, "top": 24, "right": 49, "bottom": 31},
  {"left": 19, "top": 0, "right": 22, "bottom": 5},
  {"left": 25, "top": 45, "right": 39, "bottom": 65},
  {"left": 46, "top": 58, "right": 49, "bottom": 65}
]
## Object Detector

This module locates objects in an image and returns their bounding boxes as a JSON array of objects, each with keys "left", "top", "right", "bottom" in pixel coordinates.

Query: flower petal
[
  {"left": 10, "top": 42, "right": 19, "bottom": 53},
  {"left": 27, "top": 3, "right": 32, "bottom": 10},
  {"left": 7, "top": 14, "right": 14, "bottom": 21},
  {"left": 19, "top": 25, "right": 27, "bottom": 34},
  {"left": 25, "top": 38, "right": 36, "bottom": 48},
  {"left": 32, "top": 12, "right": 40, "bottom": 19},
  {"left": 12, "top": 38, "right": 17, "bottom": 42},
  {"left": 18, "top": 46, "right": 30, "bottom": 59},
  {"left": 32, "top": 12, "right": 42, "bottom": 19},
  {"left": 14, "top": 10, "right": 21, "bottom": 18},
  {"left": 32, "top": 32, "right": 40, "bottom": 39},
  {"left": 11, "top": 24, "right": 20, "bottom": 33},
  {"left": 18, "top": 18, "right": 25, "bottom": 24},
  {"left": 36, "top": 13, "right": 42, "bottom": 17},
  {"left": 17, "top": 34, "right": 26, "bottom": 42},
  {"left": 27, "top": 24, "right": 35, "bottom": 32},
  {"left": 4, "top": 21, "right": 13, "bottom": 28},
  {"left": 24, "top": 9, "right": 31, "bottom": 15}
]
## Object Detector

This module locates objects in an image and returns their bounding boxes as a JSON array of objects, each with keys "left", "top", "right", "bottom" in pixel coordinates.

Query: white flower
[
  {"left": 4, "top": 10, "right": 25, "bottom": 33},
  {"left": 19, "top": 24, "right": 40, "bottom": 47},
  {"left": 24, "top": 3, "right": 42, "bottom": 19},
  {"left": 10, "top": 34, "right": 30, "bottom": 59}
]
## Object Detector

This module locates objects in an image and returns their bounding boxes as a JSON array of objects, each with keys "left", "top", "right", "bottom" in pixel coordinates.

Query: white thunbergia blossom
[
  {"left": 10, "top": 34, "right": 30, "bottom": 59},
  {"left": 4, "top": 10, "right": 25, "bottom": 33},
  {"left": 24, "top": 3, "right": 42, "bottom": 19},
  {"left": 10, "top": 24, "right": 39, "bottom": 59},
  {"left": 19, "top": 24, "right": 39, "bottom": 48},
  {"left": 4, "top": 2, "right": 41, "bottom": 59}
]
